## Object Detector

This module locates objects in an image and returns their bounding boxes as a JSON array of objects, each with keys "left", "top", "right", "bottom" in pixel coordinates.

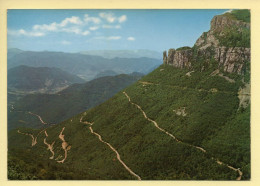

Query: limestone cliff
[{"left": 163, "top": 10, "right": 250, "bottom": 75}]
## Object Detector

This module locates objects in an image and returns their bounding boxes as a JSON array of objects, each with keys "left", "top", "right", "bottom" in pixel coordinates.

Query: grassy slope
[{"left": 8, "top": 65, "right": 250, "bottom": 180}]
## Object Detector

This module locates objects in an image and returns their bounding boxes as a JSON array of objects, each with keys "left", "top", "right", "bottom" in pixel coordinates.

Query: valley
[{"left": 7, "top": 9, "right": 250, "bottom": 180}]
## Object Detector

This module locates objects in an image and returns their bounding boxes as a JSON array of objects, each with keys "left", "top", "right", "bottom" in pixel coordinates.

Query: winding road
[
  {"left": 80, "top": 116, "right": 141, "bottom": 180},
  {"left": 57, "top": 127, "right": 71, "bottom": 163},
  {"left": 123, "top": 91, "right": 243, "bottom": 180},
  {"left": 28, "top": 112, "right": 47, "bottom": 124},
  {"left": 17, "top": 130, "right": 37, "bottom": 146},
  {"left": 17, "top": 111, "right": 49, "bottom": 146},
  {"left": 43, "top": 130, "right": 55, "bottom": 159}
]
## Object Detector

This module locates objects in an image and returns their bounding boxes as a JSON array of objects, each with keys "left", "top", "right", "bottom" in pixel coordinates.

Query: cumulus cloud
[
  {"left": 118, "top": 15, "right": 127, "bottom": 23},
  {"left": 102, "top": 25, "right": 121, "bottom": 29},
  {"left": 33, "top": 16, "right": 83, "bottom": 32},
  {"left": 84, "top": 14, "right": 101, "bottom": 24},
  {"left": 9, "top": 12, "right": 127, "bottom": 37},
  {"left": 127, "top": 37, "right": 135, "bottom": 41},
  {"left": 99, "top": 12, "right": 116, "bottom": 23},
  {"left": 99, "top": 12, "right": 127, "bottom": 23},
  {"left": 32, "top": 17, "right": 90, "bottom": 36},
  {"left": 33, "top": 22, "right": 58, "bottom": 31},
  {"left": 61, "top": 27, "right": 82, "bottom": 34},
  {"left": 59, "top": 16, "right": 83, "bottom": 27}
]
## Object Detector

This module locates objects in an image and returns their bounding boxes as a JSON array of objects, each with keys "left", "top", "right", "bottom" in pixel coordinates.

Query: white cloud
[
  {"left": 10, "top": 12, "right": 127, "bottom": 38},
  {"left": 33, "top": 16, "right": 83, "bottom": 33},
  {"left": 89, "top": 26, "right": 99, "bottom": 31},
  {"left": 93, "top": 36, "right": 121, "bottom": 40},
  {"left": 127, "top": 37, "right": 135, "bottom": 41},
  {"left": 99, "top": 12, "right": 116, "bottom": 23},
  {"left": 102, "top": 24, "right": 121, "bottom": 29},
  {"left": 60, "top": 16, "right": 83, "bottom": 27},
  {"left": 107, "top": 36, "right": 121, "bottom": 40},
  {"left": 61, "top": 40, "right": 71, "bottom": 45},
  {"left": 33, "top": 22, "right": 58, "bottom": 31},
  {"left": 61, "top": 27, "right": 82, "bottom": 34},
  {"left": 118, "top": 15, "right": 127, "bottom": 23},
  {"left": 84, "top": 14, "right": 101, "bottom": 24},
  {"left": 99, "top": 12, "right": 127, "bottom": 24},
  {"left": 8, "top": 29, "right": 45, "bottom": 37}
]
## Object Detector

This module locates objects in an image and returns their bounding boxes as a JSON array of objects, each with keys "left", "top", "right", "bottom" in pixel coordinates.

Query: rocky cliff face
[
  {"left": 214, "top": 47, "right": 250, "bottom": 74},
  {"left": 163, "top": 10, "right": 250, "bottom": 75},
  {"left": 163, "top": 48, "right": 193, "bottom": 69}
]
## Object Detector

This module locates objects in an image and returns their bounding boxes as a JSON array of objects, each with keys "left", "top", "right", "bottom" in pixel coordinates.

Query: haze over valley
[{"left": 7, "top": 9, "right": 250, "bottom": 180}]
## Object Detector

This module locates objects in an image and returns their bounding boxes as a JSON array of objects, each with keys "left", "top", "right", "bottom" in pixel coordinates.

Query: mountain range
[
  {"left": 8, "top": 49, "right": 161, "bottom": 81},
  {"left": 80, "top": 49, "right": 162, "bottom": 59},
  {"left": 8, "top": 9, "right": 250, "bottom": 180},
  {"left": 8, "top": 65, "right": 85, "bottom": 94},
  {"left": 8, "top": 73, "right": 143, "bottom": 130}
]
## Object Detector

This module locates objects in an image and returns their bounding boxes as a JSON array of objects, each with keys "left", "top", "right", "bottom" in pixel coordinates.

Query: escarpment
[{"left": 163, "top": 10, "right": 250, "bottom": 75}]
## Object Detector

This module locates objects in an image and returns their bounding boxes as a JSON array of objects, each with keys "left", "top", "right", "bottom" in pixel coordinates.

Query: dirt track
[
  {"left": 43, "top": 130, "right": 55, "bottom": 159},
  {"left": 80, "top": 116, "right": 141, "bottom": 180},
  {"left": 123, "top": 91, "right": 242, "bottom": 180},
  {"left": 17, "top": 130, "right": 37, "bottom": 146},
  {"left": 28, "top": 112, "right": 47, "bottom": 124},
  {"left": 57, "top": 127, "right": 71, "bottom": 163}
]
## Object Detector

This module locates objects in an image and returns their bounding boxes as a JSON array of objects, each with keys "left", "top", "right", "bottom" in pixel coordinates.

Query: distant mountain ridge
[
  {"left": 8, "top": 65, "right": 85, "bottom": 94},
  {"left": 8, "top": 48, "right": 24, "bottom": 59},
  {"left": 8, "top": 73, "right": 143, "bottom": 130},
  {"left": 7, "top": 10, "right": 250, "bottom": 180},
  {"left": 80, "top": 49, "right": 162, "bottom": 59},
  {"left": 8, "top": 50, "right": 162, "bottom": 81},
  {"left": 94, "top": 70, "right": 118, "bottom": 79}
]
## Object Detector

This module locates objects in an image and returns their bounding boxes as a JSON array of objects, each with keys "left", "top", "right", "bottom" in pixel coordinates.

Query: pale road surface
[
  {"left": 43, "top": 130, "right": 55, "bottom": 159},
  {"left": 80, "top": 116, "right": 141, "bottom": 180},
  {"left": 57, "top": 127, "right": 71, "bottom": 163},
  {"left": 28, "top": 112, "right": 47, "bottom": 124},
  {"left": 123, "top": 91, "right": 243, "bottom": 180},
  {"left": 17, "top": 128, "right": 46, "bottom": 146},
  {"left": 17, "top": 110, "right": 57, "bottom": 148},
  {"left": 17, "top": 130, "right": 37, "bottom": 146}
]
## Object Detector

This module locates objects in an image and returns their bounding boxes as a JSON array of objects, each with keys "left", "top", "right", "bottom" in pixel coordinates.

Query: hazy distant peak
[{"left": 79, "top": 49, "right": 162, "bottom": 59}]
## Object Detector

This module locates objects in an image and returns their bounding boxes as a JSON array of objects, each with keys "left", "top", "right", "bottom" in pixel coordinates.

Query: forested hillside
[{"left": 8, "top": 9, "right": 250, "bottom": 180}]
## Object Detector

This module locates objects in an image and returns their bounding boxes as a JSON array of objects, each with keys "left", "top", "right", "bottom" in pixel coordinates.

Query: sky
[{"left": 7, "top": 9, "right": 229, "bottom": 53}]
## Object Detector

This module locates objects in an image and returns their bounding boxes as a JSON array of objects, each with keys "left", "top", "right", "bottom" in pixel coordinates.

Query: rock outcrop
[
  {"left": 163, "top": 51, "right": 167, "bottom": 64},
  {"left": 163, "top": 10, "right": 250, "bottom": 75},
  {"left": 210, "top": 15, "right": 250, "bottom": 31},
  {"left": 164, "top": 48, "right": 193, "bottom": 69}
]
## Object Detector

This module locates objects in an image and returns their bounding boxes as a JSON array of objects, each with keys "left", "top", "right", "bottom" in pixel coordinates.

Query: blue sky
[{"left": 8, "top": 9, "right": 229, "bottom": 53}]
